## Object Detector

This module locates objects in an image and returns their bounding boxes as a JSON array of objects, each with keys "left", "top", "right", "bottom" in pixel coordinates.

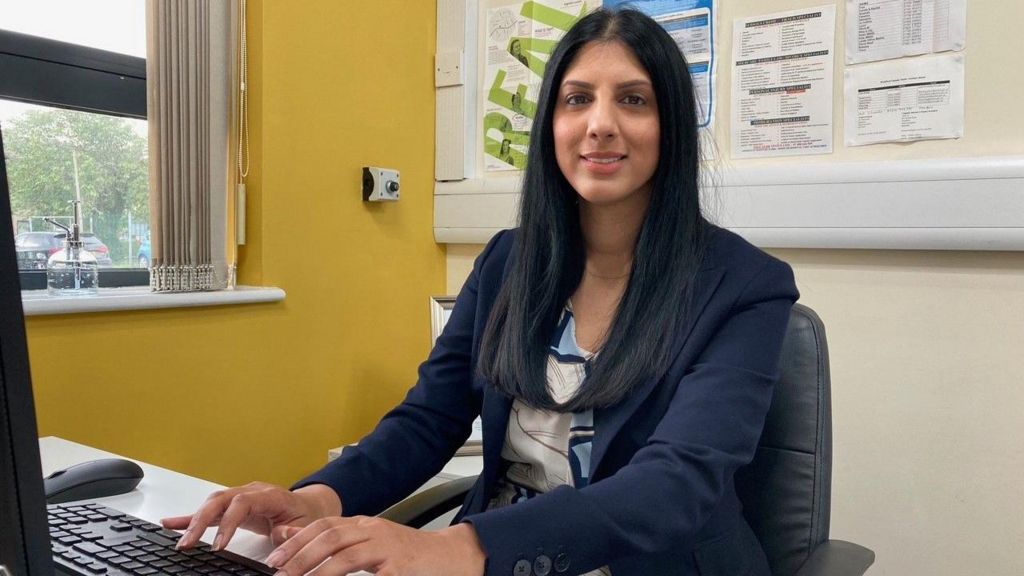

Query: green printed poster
[{"left": 483, "top": 0, "right": 600, "bottom": 172}]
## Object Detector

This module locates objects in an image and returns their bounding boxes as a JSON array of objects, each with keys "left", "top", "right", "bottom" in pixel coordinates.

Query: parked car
[{"left": 14, "top": 231, "right": 114, "bottom": 270}]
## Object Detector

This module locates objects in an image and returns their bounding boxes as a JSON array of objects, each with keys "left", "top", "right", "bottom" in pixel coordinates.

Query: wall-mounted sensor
[{"left": 362, "top": 167, "right": 400, "bottom": 202}]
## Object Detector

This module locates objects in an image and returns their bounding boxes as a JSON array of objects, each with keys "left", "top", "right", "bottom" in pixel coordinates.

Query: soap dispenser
[{"left": 44, "top": 201, "right": 99, "bottom": 296}]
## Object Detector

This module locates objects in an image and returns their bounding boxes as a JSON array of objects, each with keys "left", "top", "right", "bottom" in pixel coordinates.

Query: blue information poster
[{"left": 603, "top": 0, "right": 717, "bottom": 129}]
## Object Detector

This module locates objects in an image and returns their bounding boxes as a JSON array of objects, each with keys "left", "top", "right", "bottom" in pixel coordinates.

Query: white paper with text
[
  {"left": 845, "top": 0, "right": 966, "bottom": 64},
  {"left": 731, "top": 5, "right": 836, "bottom": 159},
  {"left": 844, "top": 53, "right": 964, "bottom": 146}
]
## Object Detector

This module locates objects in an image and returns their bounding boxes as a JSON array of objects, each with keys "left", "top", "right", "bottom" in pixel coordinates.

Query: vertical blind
[{"left": 146, "top": 0, "right": 233, "bottom": 291}]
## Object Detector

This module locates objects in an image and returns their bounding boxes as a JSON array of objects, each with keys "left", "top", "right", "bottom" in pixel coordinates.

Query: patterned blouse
[{"left": 488, "top": 304, "right": 610, "bottom": 576}]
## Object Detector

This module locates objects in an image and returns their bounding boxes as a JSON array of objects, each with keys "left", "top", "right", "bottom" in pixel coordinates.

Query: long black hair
[{"left": 478, "top": 8, "right": 708, "bottom": 412}]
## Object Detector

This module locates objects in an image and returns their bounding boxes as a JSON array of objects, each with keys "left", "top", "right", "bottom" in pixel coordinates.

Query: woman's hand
[
  {"left": 265, "top": 516, "right": 486, "bottom": 576},
  {"left": 161, "top": 482, "right": 342, "bottom": 551}
]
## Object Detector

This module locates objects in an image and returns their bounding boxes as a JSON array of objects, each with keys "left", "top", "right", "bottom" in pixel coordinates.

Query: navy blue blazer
[{"left": 296, "top": 225, "right": 798, "bottom": 576}]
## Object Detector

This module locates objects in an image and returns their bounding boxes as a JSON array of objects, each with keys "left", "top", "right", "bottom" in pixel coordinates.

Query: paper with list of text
[
  {"left": 844, "top": 53, "right": 964, "bottom": 146},
  {"left": 845, "top": 0, "right": 966, "bottom": 64},
  {"left": 731, "top": 5, "right": 836, "bottom": 159}
]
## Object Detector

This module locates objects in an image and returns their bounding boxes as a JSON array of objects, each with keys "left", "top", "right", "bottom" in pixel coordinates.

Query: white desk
[
  {"left": 39, "top": 437, "right": 481, "bottom": 574},
  {"left": 39, "top": 436, "right": 276, "bottom": 564}
]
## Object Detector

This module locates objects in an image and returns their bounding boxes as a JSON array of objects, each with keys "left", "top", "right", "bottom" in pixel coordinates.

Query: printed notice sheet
[
  {"left": 845, "top": 0, "right": 967, "bottom": 64},
  {"left": 731, "top": 6, "right": 836, "bottom": 159},
  {"left": 605, "top": 0, "right": 718, "bottom": 130},
  {"left": 484, "top": 0, "right": 599, "bottom": 172},
  {"left": 844, "top": 53, "right": 964, "bottom": 146}
]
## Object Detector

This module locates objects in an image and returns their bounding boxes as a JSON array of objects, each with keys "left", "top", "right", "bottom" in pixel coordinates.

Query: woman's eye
[
  {"left": 622, "top": 95, "right": 646, "bottom": 106},
  {"left": 565, "top": 94, "right": 590, "bottom": 105}
]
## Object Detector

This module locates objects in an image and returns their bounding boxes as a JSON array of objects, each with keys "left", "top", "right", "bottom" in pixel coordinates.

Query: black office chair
[{"left": 381, "top": 303, "right": 875, "bottom": 575}]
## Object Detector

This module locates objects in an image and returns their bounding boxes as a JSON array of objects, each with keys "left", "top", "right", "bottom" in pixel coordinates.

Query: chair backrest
[{"left": 735, "top": 303, "right": 832, "bottom": 576}]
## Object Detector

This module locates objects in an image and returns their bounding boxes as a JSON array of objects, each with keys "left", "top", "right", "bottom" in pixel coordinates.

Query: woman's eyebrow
[{"left": 561, "top": 79, "right": 652, "bottom": 90}]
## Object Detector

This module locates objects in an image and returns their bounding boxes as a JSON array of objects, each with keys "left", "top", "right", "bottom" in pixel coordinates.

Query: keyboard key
[
  {"left": 71, "top": 555, "right": 93, "bottom": 566},
  {"left": 73, "top": 542, "right": 107, "bottom": 555},
  {"left": 138, "top": 555, "right": 161, "bottom": 564},
  {"left": 125, "top": 550, "right": 148, "bottom": 558},
  {"left": 97, "top": 551, "right": 119, "bottom": 560},
  {"left": 86, "top": 562, "right": 108, "bottom": 573},
  {"left": 67, "top": 518, "right": 90, "bottom": 525},
  {"left": 57, "top": 536, "right": 82, "bottom": 545},
  {"left": 110, "top": 523, "right": 134, "bottom": 532},
  {"left": 151, "top": 560, "right": 174, "bottom": 569},
  {"left": 142, "top": 545, "right": 164, "bottom": 553},
  {"left": 163, "top": 566, "right": 187, "bottom": 574},
  {"left": 122, "top": 562, "right": 146, "bottom": 571},
  {"left": 135, "top": 568, "right": 158, "bottom": 576},
  {"left": 109, "top": 558, "right": 133, "bottom": 566},
  {"left": 194, "top": 566, "right": 217, "bottom": 574},
  {"left": 139, "top": 533, "right": 178, "bottom": 548},
  {"left": 195, "top": 554, "right": 215, "bottom": 562},
  {"left": 113, "top": 545, "right": 134, "bottom": 553},
  {"left": 88, "top": 514, "right": 108, "bottom": 522},
  {"left": 158, "top": 530, "right": 183, "bottom": 541}
]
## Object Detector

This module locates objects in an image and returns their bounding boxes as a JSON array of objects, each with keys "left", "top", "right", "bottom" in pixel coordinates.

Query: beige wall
[{"left": 445, "top": 2, "right": 1024, "bottom": 574}]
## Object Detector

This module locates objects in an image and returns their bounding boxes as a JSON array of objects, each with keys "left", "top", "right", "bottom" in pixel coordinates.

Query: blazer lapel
[{"left": 589, "top": 266, "right": 725, "bottom": 478}]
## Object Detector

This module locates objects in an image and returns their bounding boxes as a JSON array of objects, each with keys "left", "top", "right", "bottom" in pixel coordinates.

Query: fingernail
[
  {"left": 212, "top": 534, "right": 224, "bottom": 551},
  {"left": 265, "top": 551, "right": 284, "bottom": 567},
  {"left": 175, "top": 531, "right": 190, "bottom": 550}
]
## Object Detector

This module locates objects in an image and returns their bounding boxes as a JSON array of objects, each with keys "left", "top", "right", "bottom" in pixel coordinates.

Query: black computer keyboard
[{"left": 48, "top": 503, "right": 275, "bottom": 576}]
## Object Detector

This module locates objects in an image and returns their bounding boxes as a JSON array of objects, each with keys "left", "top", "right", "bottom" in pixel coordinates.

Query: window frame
[{"left": 0, "top": 28, "right": 149, "bottom": 288}]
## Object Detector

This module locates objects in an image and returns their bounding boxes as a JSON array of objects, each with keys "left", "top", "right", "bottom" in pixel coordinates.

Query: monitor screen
[{"left": 0, "top": 122, "right": 55, "bottom": 576}]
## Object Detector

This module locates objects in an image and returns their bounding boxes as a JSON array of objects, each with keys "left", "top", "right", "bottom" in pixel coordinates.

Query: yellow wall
[{"left": 25, "top": 0, "right": 444, "bottom": 488}]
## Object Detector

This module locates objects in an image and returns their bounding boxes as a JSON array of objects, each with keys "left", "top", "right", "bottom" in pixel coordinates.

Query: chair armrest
[
  {"left": 378, "top": 475, "right": 478, "bottom": 529},
  {"left": 794, "top": 540, "right": 876, "bottom": 576}
]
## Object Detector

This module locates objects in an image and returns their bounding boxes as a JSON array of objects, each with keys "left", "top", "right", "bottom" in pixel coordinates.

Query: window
[{"left": 0, "top": 0, "right": 149, "bottom": 289}]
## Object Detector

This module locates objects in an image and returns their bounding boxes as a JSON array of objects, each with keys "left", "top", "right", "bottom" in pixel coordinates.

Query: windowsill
[{"left": 20, "top": 285, "right": 286, "bottom": 316}]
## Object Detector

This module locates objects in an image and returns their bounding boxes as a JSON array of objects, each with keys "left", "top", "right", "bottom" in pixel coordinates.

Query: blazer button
[
  {"left": 553, "top": 553, "right": 570, "bottom": 573},
  {"left": 514, "top": 558, "right": 533, "bottom": 576},
  {"left": 533, "top": 555, "right": 552, "bottom": 576}
]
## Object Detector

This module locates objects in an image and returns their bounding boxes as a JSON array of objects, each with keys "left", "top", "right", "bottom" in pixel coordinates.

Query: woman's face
[{"left": 553, "top": 41, "right": 659, "bottom": 209}]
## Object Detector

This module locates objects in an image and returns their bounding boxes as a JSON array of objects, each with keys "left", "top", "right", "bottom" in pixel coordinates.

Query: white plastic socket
[{"left": 362, "top": 167, "right": 400, "bottom": 202}]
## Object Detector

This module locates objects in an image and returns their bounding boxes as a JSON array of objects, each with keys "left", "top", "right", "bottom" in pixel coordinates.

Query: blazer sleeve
[
  {"left": 465, "top": 256, "right": 798, "bottom": 575},
  {"left": 291, "top": 230, "right": 510, "bottom": 516}
]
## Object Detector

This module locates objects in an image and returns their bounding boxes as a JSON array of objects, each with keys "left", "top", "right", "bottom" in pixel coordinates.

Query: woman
[{"left": 166, "top": 9, "right": 797, "bottom": 576}]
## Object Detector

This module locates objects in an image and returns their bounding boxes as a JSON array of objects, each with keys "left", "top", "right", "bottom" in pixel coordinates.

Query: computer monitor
[{"left": 0, "top": 122, "right": 55, "bottom": 576}]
